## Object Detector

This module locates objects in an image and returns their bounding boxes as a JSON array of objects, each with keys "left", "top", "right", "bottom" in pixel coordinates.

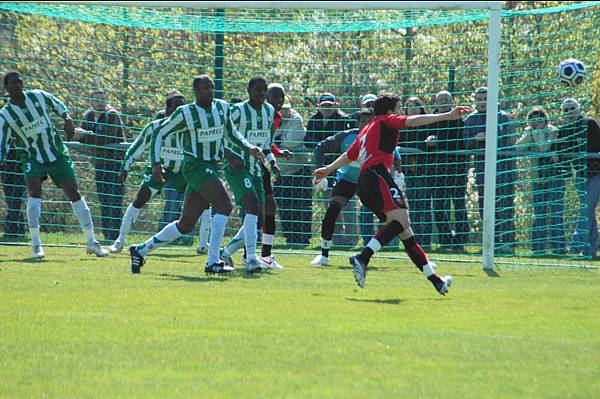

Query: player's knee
[
  {"left": 212, "top": 197, "right": 233, "bottom": 215},
  {"left": 177, "top": 220, "right": 194, "bottom": 235},
  {"left": 399, "top": 227, "right": 414, "bottom": 241}
]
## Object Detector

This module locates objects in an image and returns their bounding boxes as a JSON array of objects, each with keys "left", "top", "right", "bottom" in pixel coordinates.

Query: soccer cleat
[
  {"left": 196, "top": 245, "right": 208, "bottom": 255},
  {"left": 434, "top": 275, "right": 453, "bottom": 296},
  {"left": 258, "top": 255, "right": 284, "bottom": 269},
  {"left": 31, "top": 244, "right": 45, "bottom": 259},
  {"left": 86, "top": 240, "right": 109, "bottom": 257},
  {"left": 244, "top": 257, "right": 263, "bottom": 274},
  {"left": 204, "top": 261, "right": 235, "bottom": 275},
  {"left": 129, "top": 245, "right": 145, "bottom": 274},
  {"left": 310, "top": 255, "right": 329, "bottom": 266},
  {"left": 109, "top": 240, "right": 124, "bottom": 254},
  {"left": 349, "top": 255, "right": 368, "bottom": 288}
]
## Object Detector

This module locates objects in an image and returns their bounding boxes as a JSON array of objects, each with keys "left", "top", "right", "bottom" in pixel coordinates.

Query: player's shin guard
[
  {"left": 261, "top": 214, "right": 276, "bottom": 257},
  {"left": 71, "top": 198, "right": 95, "bottom": 243},
  {"left": 358, "top": 220, "right": 404, "bottom": 265},
  {"left": 208, "top": 214, "right": 229, "bottom": 265},
  {"left": 243, "top": 214, "right": 258, "bottom": 260},
  {"left": 27, "top": 197, "right": 42, "bottom": 246},
  {"left": 198, "top": 208, "right": 211, "bottom": 248},
  {"left": 137, "top": 221, "right": 182, "bottom": 256},
  {"left": 321, "top": 202, "right": 342, "bottom": 258},
  {"left": 117, "top": 203, "right": 141, "bottom": 244}
]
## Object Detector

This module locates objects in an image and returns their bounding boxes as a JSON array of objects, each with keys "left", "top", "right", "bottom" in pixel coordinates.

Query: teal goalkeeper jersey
[
  {"left": 0, "top": 90, "right": 69, "bottom": 163},
  {"left": 122, "top": 117, "right": 185, "bottom": 173},
  {"left": 150, "top": 99, "right": 252, "bottom": 164},
  {"left": 226, "top": 100, "right": 275, "bottom": 177}
]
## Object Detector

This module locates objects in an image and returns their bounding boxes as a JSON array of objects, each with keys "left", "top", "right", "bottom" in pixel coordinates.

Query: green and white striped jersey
[
  {"left": 0, "top": 90, "right": 69, "bottom": 163},
  {"left": 226, "top": 100, "right": 275, "bottom": 177},
  {"left": 122, "top": 117, "right": 185, "bottom": 173},
  {"left": 150, "top": 99, "right": 251, "bottom": 164}
]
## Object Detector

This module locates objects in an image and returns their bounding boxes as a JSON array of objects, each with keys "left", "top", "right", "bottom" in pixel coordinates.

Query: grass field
[{"left": 1, "top": 245, "right": 599, "bottom": 398}]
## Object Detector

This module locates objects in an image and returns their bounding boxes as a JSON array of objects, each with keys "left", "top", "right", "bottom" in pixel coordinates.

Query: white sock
[
  {"left": 208, "top": 214, "right": 229, "bottom": 265},
  {"left": 198, "top": 208, "right": 212, "bottom": 247},
  {"left": 262, "top": 233, "right": 274, "bottom": 246},
  {"left": 243, "top": 214, "right": 258, "bottom": 260},
  {"left": 366, "top": 238, "right": 382, "bottom": 253},
  {"left": 223, "top": 226, "right": 245, "bottom": 257},
  {"left": 321, "top": 238, "right": 332, "bottom": 249},
  {"left": 117, "top": 203, "right": 141, "bottom": 243},
  {"left": 71, "top": 198, "right": 95, "bottom": 243},
  {"left": 137, "top": 221, "right": 182, "bottom": 256},
  {"left": 422, "top": 262, "right": 436, "bottom": 278},
  {"left": 27, "top": 197, "right": 42, "bottom": 246}
]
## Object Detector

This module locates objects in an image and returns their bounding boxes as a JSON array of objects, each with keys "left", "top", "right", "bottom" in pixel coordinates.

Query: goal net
[{"left": 0, "top": 1, "right": 597, "bottom": 268}]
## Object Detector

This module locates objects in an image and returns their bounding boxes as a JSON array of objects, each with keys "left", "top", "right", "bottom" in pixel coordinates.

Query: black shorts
[
  {"left": 357, "top": 163, "right": 406, "bottom": 220},
  {"left": 261, "top": 163, "right": 273, "bottom": 196},
  {"left": 331, "top": 178, "right": 358, "bottom": 200}
]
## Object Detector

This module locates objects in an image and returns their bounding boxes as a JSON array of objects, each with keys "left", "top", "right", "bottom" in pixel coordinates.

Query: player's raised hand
[
  {"left": 249, "top": 145, "right": 264, "bottom": 161},
  {"left": 448, "top": 106, "right": 471, "bottom": 120},
  {"left": 314, "top": 166, "right": 331, "bottom": 181}
]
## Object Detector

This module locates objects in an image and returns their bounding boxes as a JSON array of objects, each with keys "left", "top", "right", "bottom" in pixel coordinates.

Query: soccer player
[
  {"left": 257, "top": 82, "right": 293, "bottom": 269},
  {"left": 220, "top": 77, "right": 280, "bottom": 272},
  {"left": 129, "top": 75, "right": 261, "bottom": 274},
  {"left": 311, "top": 109, "right": 374, "bottom": 266},
  {"left": 314, "top": 94, "right": 470, "bottom": 295},
  {"left": 108, "top": 91, "right": 187, "bottom": 253},
  {"left": 0, "top": 71, "right": 108, "bottom": 258}
]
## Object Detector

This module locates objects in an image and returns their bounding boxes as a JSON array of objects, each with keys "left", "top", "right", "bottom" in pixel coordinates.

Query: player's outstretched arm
[
  {"left": 406, "top": 106, "right": 471, "bottom": 127},
  {"left": 314, "top": 152, "right": 351, "bottom": 181}
]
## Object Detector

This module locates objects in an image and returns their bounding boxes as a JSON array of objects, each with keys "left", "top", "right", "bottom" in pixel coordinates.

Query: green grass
[{"left": 1, "top": 246, "right": 599, "bottom": 399}]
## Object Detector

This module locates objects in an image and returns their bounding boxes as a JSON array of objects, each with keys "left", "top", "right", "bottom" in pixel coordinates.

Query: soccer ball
[
  {"left": 558, "top": 58, "right": 586, "bottom": 86},
  {"left": 313, "top": 177, "right": 328, "bottom": 191}
]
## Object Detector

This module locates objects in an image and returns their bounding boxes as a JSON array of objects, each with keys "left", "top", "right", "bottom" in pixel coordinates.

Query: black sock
[{"left": 358, "top": 247, "right": 375, "bottom": 264}]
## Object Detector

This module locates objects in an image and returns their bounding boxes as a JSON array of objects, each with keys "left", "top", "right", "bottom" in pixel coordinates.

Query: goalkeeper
[{"left": 311, "top": 109, "right": 405, "bottom": 265}]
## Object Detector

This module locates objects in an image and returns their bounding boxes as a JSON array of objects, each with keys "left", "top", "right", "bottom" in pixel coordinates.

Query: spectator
[
  {"left": 304, "top": 92, "right": 355, "bottom": 149},
  {"left": 515, "top": 107, "right": 565, "bottom": 255},
  {"left": 556, "top": 98, "right": 600, "bottom": 257},
  {"left": 427, "top": 90, "right": 468, "bottom": 251},
  {"left": 398, "top": 96, "right": 436, "bottom": 250},
  {"left": 350, "top": 93, "right": 377, "bottom": 122},
  {"left": 1, "top": 141, "right": 26, "bottom": 240},
  {"left": 273, "top": 98, "right": 312, "bottom": 245},
  {"left": 463, "top": 87, "right": 516, "bottom": 254},
  {"left": 78, "top": 89, "right": 126, "bottom": 241}
]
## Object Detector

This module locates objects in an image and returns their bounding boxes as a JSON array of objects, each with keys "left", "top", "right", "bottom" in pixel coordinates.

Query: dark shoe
[
  {"left": 129, "top": 245, "right": 145, "bottom": 274},
  {"left": 204, "top": 261, "right": 235, "bottom": 275}
]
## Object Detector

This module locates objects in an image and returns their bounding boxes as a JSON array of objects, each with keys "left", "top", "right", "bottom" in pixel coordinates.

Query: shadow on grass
[
  {"left": 157, "top": 273, "right": 229, "bottom": 283},
  {"left": 345, "top": 297, "right": 404, "bottom": 305},
  {"left": 151, "top": 253, "right": 199, "bottom": 261}
]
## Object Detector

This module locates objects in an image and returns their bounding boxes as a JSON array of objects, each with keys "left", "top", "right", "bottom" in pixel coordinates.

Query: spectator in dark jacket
[
  {"left": 304, "top": 92, "right": 355, "bottom": 149},
  {"left": 425, "top": 91, "right": 469, "bottom": 251},
  {"left": 77, "top": 89, "right": 126, "bottom": 241},
  {"left": 556, "top": 98, "right": 600, "bottom": 257},
  {"left": 463, "top": 87, "right": 516, "bottom": 253}
]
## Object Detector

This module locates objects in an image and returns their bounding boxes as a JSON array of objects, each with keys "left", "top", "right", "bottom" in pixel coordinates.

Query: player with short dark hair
[
  {"left": 220, "top": 76, "right": 279, "bottom": 272},
  {"left": 0, "top": 71, "right": 108, "bottom": 258},
  {"left": 108, "top": 91, "right": 187, "bottom": 253},
  {"left": 129, "top": 75, "right": 262, "bottom": 274},
  {"left": 314, "top": 93, "right": 470, "bottom": 294}
]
